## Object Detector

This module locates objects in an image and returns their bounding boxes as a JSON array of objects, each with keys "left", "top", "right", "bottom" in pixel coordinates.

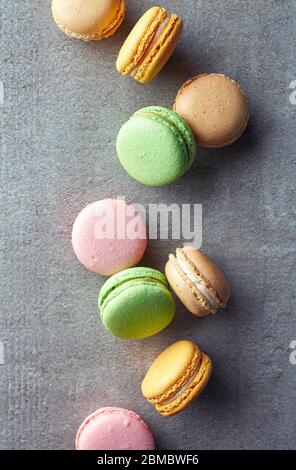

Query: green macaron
[
  {"left": 98, "top": 267, "right": 176, "bottom": 339},
  {"left": 116, "top": 106, "right": 197, "bottom": 187}
]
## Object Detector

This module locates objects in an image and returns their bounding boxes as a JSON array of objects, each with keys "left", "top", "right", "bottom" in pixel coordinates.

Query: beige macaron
[
  {"left": 174, "top": 73, "right": 249, "bottom": 147},
  {"left": 51, "top": 0, "right": 126, "bottom": 41},
  {"left": 165, "top": 247, "right": 231, "bottom": 316}
]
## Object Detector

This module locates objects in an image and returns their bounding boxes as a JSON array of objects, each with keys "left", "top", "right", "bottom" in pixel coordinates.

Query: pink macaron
[
  {"left": 72, "top": 199, "right": 147, "bottom": 276},
  {"left": 76, "top": 407, "right": 155, "bottom": 450}
]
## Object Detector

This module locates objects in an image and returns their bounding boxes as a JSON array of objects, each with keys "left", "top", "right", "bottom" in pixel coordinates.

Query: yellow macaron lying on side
[
  {"left": 141, "top": 340, "right": 212, "bottom": 417},
  {"left": 116, "top": 6, "right": 183, "bottom": 84},
  {"left": 51, "top": 0, "right": 126, "bottom": 41}
]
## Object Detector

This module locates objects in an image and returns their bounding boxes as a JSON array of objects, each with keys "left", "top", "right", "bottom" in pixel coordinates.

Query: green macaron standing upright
[
  {"left": 98, "top": 267, "right": 176, "bottom": 339},
  {"left": 116, "top": 106, "right": 197, "bottom": 187}
]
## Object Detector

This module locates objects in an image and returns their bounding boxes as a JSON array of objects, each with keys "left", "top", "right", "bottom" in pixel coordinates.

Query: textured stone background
[{"left": 0, "top": 0, "right": 296, "bottom": 450}]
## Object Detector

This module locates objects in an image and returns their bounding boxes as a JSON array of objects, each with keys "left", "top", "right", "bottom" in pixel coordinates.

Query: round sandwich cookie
[
  {"left": 98, "top": 267, "right": 176, "bottom": 339},
  {"left": 76, "top": 407, "right": 155, "bottom": 450},
  {"left": 174, "top": 73, "right": 249, "bottom": 147},
  {"left": 116, "top": 6, "right": 183, "bottom": 84},
  {"left": 51, "top": 0, "right": 126, "bottom": 41},
  {"left": 165, "top": 246, "right": 231, "bottom": 317},
  {"left": 72, "top": 199, "right": 147, "bottom": 276},
  {"left": 116, "top": 106, "right": 197, "bottom": 186},
  {"left": 142, "top": 340, "right": 212, "bottom": 417}
]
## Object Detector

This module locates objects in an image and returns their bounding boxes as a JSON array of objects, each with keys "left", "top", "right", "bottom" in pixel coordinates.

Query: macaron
[
  {"left": 174, "top": 73, "right": 249, "bottom": 147},
  {"left": 142, "top": 340, "right": 212, "bottom": 417},
  {"left": 165, "top": 247, "right": 231, "bottom": 317},
  {"left": 76, "top": 407, "right": 155, "bottom": 450},
  {"left": 116, "top": 6, "right": 183, "bottom": 84},
  {"left": 51, "top": 0, "right": 126, "bottom": 41},
  {"left": 98, "top": 267, "right": 176, "bottom": 339},
  {"left": 116, "top": 106, "right": 197, "bottom": 186},
  {"left": 72, "top": 199, "right": 147, "bottom": 276}
]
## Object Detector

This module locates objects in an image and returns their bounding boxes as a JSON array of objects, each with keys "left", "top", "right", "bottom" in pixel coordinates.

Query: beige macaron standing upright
[
  {"left": 174, "top": 73, "right": 249, "bottom": 147},
  {"left": 51, "top": 0, "right": 126, "bottom": 41},
  {"left": 165, "top": 247, "right": 231, "bottom": 316}
]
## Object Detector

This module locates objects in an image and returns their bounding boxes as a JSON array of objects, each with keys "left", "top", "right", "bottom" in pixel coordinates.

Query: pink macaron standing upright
[
  {"left": 76, "top": 407, "right": 155, "bottom": 450},
  {"left": 72, "top": 199, "right": 147, "bottom": 276}
]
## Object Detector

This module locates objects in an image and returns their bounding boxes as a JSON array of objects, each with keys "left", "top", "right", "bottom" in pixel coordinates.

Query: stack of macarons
[{"left": 51, "top": 0, "right": 248, "bottom": 450}]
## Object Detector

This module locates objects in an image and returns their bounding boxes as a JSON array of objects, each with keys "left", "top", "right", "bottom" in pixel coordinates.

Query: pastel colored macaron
[
  {"left": 98, "top": 267, "right": 175, "bottom": 339},
  {"left": 72, "top": 199, "right": 147, "bottom": 276},
  {"left": 165, "top": 247, "right": 231, "bottom": 317},
  {"left": 142, "top": 340, "right": 212, "bottom": 417},
  {"left": 174, "top": 73, "right": 249, "bottom": 147},
  {"left": 51, "top": 0, "right": 125, "bottom": 41},
  {"left": 116, "top": 6, "right": 183, "bottom": 83},
  {"left": 76, "top": 407, "right": 155, "bottom": 450},
  {"left": 116, "top": 106, "right": 197, "bottom": 186}
]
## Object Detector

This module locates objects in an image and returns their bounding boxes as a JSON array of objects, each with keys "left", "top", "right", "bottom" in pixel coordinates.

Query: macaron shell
[
  {"left": 72, "top": 199, "right": 147, "bottom": 276},
  {"left": 116, "top": 7, "right": 167, "bottom": 75},
  {"left": 52, "top": 0, "right": 125, "bottom": 40},
  {"left": 98, "top": 2, "right": 125, "bottom": 39},
  {"left": 135, "top": 14, "right": 183, "bottom": 84},
  {"left": 165, "top": 257, "right": 212, "bottom": 316},
  {"left": 155, "top": 352, "right": 212, "bottom": 417},
  {"left": 76, "top": 407, "right": 155, "bottom": 450},
  {"left": 100, "top": 279, "right": 175, "bottom": 339},
  {"left": 134, "top": 106, "right": 196, "bottom": 170},
  {"left": 141, "top": 340, "right": 199, "bottom": 400},
  {"left": 116, "top": 113, "right": 188, "bottom": 186},
  {"left": 174, "top": 73, "right": 249, "bottom": 147},
  {"left": 181, "top": 247, "right": 231, "bottom": 306},
  {"left": 99, "top": 267, "right": 168, "bottom": 306}
]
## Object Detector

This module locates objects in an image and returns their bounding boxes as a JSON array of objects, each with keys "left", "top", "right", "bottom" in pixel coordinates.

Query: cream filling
[
  {"left": 177, "top": 257, "right": 220, "bottom": 311},
  {"left": 161, "top": 363, "right": 199, "bottom": 405},
  {"left": 130, "top": 17, "right": 170, "bottom": 77}
]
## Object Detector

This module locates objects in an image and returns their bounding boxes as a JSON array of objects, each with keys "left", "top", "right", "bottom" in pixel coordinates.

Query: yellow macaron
[
  {"left": 51, "top": 0, "right": 126, "bottom": 41},
  {"left": 116, "top": 6, "right": 183, "bottom": 84},
  {"left": 141, "top": 340, "right": 212, "bottom": 417}
]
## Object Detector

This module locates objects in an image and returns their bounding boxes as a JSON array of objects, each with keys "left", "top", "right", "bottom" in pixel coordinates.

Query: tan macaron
[
  {"left": 165, "top": 247, "right": 231, "bottom": 316},
  {"left": 174, "top": 73, "right": 249, "bottom": 147},
  {"left": 51, "top": 0, "right": 126, "bottom": 41}
]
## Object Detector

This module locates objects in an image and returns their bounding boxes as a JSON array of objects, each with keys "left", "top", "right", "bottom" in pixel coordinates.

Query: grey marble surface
[{"left": 0, "top": 0, "right": 296, "bottom": 450}]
